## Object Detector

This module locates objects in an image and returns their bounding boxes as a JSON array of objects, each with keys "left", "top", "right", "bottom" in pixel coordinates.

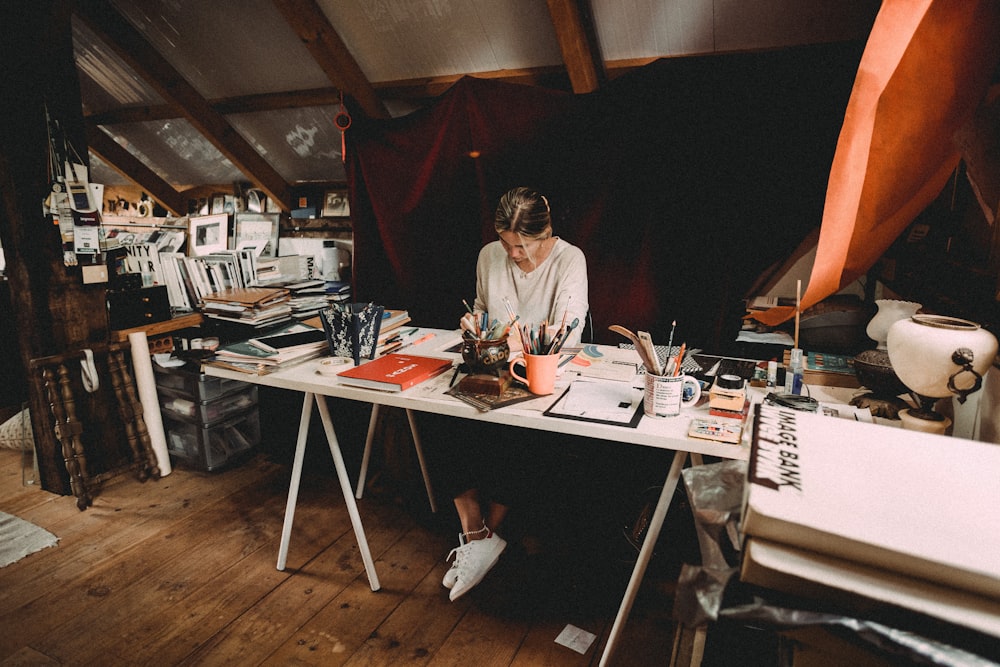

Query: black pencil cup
[{"left": 320, "top": 302, "right": 384, "bottom": 365}]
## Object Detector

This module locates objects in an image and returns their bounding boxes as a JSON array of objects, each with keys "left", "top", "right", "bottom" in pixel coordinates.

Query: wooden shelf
[{"left": 110, "top": 312, "right": 203, "bottom": 343}]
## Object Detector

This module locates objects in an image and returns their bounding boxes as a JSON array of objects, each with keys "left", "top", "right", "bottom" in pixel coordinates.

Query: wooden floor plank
[
  {"left": 126, "top": 474, "right": 350, "bottom": 665},
  {"left": 0, "top": 437, "right": 684, "bottom": 667},
  {"left": 176, "top": 487, "right": 411, "bottom": 665},
  {"left": 339, "top": 563, "right": 472, "bottom": 666},
  {"left": 265, "top": 520, "right": 453, "bottom": 665},
  {"left": 30, "top": 464, "right": 294, "bottom": 663},
  {"left": 431, "top": 604, "right": 531, "bottom": 666},
  {"left": 0, "top": 457, "right": 279, "bottom": 622}
]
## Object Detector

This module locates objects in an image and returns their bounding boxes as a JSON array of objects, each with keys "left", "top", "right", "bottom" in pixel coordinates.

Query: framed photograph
[
  {"left": 234, "top": 212, "right": 280, "bottom": 258},
  {"left": 322, "top": 188, "right": 350, "bottom": 218},
  {"left": 188, "top": 213, "right": 228, "bottom": 256}
]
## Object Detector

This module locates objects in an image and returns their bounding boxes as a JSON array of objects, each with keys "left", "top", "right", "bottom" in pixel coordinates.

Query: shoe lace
[{"left": 446, "top": 542, "right": 470, "bottom": 573}]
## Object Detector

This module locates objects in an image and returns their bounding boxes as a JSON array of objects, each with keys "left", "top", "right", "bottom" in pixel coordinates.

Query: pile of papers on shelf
[
  {"left": 201, "top": 286, "right": 292, "bottom": 327},
  {"left": 203, "top": 321, "right": 326, "bottom": 375},
  {"left": 281, "top": 279, "right": 330, "bottom": 319}
]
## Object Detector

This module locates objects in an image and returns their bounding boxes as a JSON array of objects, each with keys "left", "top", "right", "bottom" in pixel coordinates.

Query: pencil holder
[
  {"left": 460, "top": 337, "right": 510, "bottom": 376},
  {"left": 320, "top": 302, "right": 384, "bottom": 365}
]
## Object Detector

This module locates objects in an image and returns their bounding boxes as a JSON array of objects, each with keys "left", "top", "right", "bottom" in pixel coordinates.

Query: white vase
[
  {"left": 866, "top": 299, "right": 921, "bottom": 350},
  {"left": 887, "top": 314, "right": 998, "bottom": 400}
]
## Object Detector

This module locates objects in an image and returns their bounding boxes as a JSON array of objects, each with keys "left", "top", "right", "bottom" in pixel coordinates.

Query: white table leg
[
  {"left": 600, "top": 449, "right": 688, "bottom": 666},
  {"left": 314, "top": 394, "right": 381, "bottom": 591},
  {"left": 276, "top": 391, "right": 314, "bottom": 571},
  {"left": 355, "top": 403, "right": 381, "bottom": 499},
  {"left": 406, "top": 409, "right": 438, "bottom": 513}
]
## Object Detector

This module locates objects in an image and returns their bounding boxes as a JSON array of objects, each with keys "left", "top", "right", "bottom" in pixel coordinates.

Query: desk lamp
[{"left": 886, "top": 314, "right": 997, "bottom": 434}]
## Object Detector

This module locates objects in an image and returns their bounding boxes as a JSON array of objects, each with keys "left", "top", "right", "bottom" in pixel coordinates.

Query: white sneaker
[
  {"left": 448, "top": 531, "right": 507, "bottom": 601},
  {"left": 442, "top": 533, "right": 466, "bottom": 589}
]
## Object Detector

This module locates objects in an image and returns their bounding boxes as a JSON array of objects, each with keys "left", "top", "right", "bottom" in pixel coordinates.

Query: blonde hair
[{"left": 494, "top": 187, "right": 552, "bottom": 239}]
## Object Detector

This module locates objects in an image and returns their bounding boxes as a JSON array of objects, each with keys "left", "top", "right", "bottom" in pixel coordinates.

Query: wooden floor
[{"left": 0, "top": 436, "right": 682, "bottom": 666}]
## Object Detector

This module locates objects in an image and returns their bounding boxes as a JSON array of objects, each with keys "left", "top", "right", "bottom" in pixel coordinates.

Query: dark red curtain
[{"left": 347, "top": 42, "right": 864, "bottom": 349}]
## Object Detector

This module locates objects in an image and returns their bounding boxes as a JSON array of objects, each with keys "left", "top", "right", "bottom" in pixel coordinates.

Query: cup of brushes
[
  {"left": 507, "top": 317, "right": 577, "bottom": 396},
  {"left": 457, "top": 311, "right": 512, "bottom": 395}
]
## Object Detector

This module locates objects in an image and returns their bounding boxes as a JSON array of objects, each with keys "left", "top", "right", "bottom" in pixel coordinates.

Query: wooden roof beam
[
  {"left": 271, "top": 0, "right": 390, "bottom": 119},
  {"left": 73, "top": 0, "right": 293, "bottom": 211},
  {"left": 546, "top": 0, "right": 607, "bottom": 93},
  {"left": 85, "top": 125, "right": 187, "bottom": 216}
]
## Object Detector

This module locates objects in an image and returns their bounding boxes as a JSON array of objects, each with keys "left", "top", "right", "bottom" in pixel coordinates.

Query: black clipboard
[{"left": 542, "top": 383, "right": 644, "bottom": 428}]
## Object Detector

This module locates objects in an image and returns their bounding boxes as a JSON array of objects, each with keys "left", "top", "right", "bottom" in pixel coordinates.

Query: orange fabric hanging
[{"left": 756, "top": 0, "right": 1000, "bottom": 326}]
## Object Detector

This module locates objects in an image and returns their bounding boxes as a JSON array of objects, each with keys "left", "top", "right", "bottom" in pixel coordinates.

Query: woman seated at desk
[{"left": 440, "top": 186, "right": 589, "bottom": 600}]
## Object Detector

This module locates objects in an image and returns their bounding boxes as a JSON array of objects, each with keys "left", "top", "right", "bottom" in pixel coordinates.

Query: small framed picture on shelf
[
  {"left": 234, "top": 212, "right": 280, "bottom": 258},
  {"left": 322, "top": 188, "right": 350, "bottom": 218},
  {"left": 188, "top": 213, "right": 228, "bottom": 256}
]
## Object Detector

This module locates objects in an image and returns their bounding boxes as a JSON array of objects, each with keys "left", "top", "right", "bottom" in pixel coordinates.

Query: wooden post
[{"left": 0, "top": 0, "right": 113, "bottom": 494}]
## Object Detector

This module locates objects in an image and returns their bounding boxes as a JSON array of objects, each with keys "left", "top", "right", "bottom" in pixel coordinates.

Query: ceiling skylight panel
[
  {"left": 319, "top": 0, "right": 506, "bottom": 82},
  {"left": 102, "top": 120, "right": 243, "bottom": 188},
  {"left": 469, "top": 0, "right": 561, "bottom": 70},
  {"left": 227, "top": 107, "right": 347, "bottom": 184},
  {"left": 72, "top": 18, "right": 163, "bottom": 110},
  {"left": 110, "top": 0, "right": 329, "bottom": 98},
  {"left": 591, "top": 0, "right": 712, "bottom": 61}
]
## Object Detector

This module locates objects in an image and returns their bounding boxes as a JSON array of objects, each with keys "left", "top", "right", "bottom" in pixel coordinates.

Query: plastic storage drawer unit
[
  {"left": 163, "top": 407, "right": 260, "bottom": 472},
  {"left": 158, "top": 385, "right": 258, "bottom": 424},
  {"left": 153, "top": 362, "right": 249, "bottom": 401}
]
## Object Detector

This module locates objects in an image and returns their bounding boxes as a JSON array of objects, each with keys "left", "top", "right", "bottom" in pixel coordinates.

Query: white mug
[{"left": 643, "top": 373, "right": 701, "bottom": 418}]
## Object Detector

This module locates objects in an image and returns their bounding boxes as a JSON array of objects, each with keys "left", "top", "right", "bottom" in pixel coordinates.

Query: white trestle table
[{"left": 204, "top": 328, "right": 750, "bottom": 666}]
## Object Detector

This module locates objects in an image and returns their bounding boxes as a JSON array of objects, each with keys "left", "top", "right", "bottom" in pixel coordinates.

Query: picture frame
[
  {"left": 234, "top": 211, "right": 281, "bottom": 258},
  {"left": 188, "top": 213, "right": 228, "bottom": 256},
  {"left": 322, "top": 188, "right": 350, "bottom": 218}
]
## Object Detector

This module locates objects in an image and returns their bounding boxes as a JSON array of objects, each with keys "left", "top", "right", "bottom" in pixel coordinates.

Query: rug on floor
[{"left": 0, "top": 511, "right": 58, "bottom": 567}]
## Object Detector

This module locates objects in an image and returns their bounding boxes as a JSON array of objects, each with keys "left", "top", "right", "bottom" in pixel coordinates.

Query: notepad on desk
[{"left": 543, "top": 379, "right": 644, "bottom": 427}]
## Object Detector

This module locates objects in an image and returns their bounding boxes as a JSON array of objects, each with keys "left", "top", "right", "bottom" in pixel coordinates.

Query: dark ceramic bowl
[
  {"left": 852, "top": 349, "right": 909, "bottom": 396},
  {"left": 460, "top": 337, "right": 510, "bottom": 376}
]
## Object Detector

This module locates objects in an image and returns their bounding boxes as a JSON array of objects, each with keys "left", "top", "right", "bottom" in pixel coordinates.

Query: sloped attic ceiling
[{"left": 74, "top": 0, "right": 880, "bottom": 214}]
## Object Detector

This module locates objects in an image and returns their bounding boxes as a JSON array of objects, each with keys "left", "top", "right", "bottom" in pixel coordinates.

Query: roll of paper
[{"left": 128, "top": 331, "right": 172, "bottom": 476}]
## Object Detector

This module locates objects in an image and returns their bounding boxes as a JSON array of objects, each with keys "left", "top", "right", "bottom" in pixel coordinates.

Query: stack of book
[
  {"left": 782, "top": 349, "right": 860, "bottom": 388},
  {"left": 740, "top": 403, "right": 1000, "bottom": 640},
  {"left": 325, "top": 280, "right": 352, "bottom": 305},
  {"left": 374, "top": 309, "right": 413, "bottom": 355},
  {"left": 281, "top": 279, "right": 330, "bottom": 319},
  {"left": 201, "top": 286, "right": 292, "bottom": 327},
  {"left": 163, "top": 249, "right": 258, "bottom": 310},
  {"left": 203, "top": 322, "right": 327, "bottom": 375}
]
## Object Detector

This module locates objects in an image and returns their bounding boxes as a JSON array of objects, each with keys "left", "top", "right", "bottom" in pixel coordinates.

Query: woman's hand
[{"left": 460, "top": 312, "right": 480, "bottom": 338}]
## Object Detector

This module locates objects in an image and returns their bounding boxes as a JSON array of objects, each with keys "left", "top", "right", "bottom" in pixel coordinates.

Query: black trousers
[{"left": 422, "top": 415, "right": 542, "bottom": 509}]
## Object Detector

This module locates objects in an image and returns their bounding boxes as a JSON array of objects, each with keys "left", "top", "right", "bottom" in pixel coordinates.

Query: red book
[{"left": 336, "top": 353, "right": 453, "bottom": 392}]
